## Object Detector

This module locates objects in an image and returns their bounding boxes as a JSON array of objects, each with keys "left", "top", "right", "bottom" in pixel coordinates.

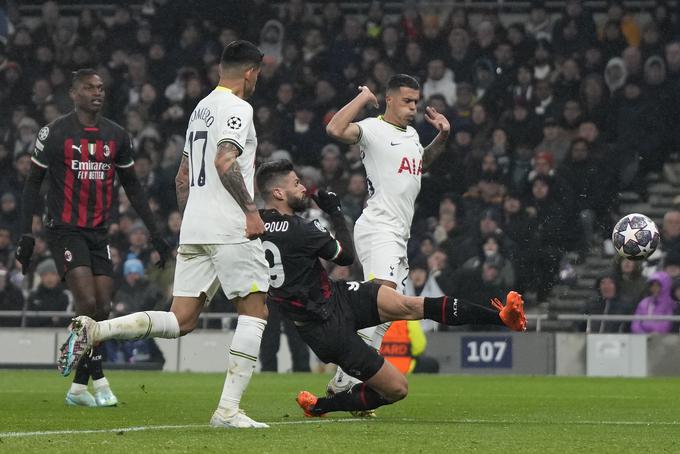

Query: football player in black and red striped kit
[
  {"left": 15, "top": 69, "right": 170, "bottom": 407},
  {"left": 255, "top": 160, "right": 526, "bottom": 417}
]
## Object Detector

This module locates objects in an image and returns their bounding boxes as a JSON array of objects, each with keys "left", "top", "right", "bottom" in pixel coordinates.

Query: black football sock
[
  {"left": 89, "top": 344, "right": 104, "bottom": 380},
  {"left": 312, "top": 383, "right": 391, "bottom": 414},
  {"left": 73, "top": 355, "right": 90, "bottom": 386},
  {"left": 424, "top": 296, "right": 503, "bottom": 326}
]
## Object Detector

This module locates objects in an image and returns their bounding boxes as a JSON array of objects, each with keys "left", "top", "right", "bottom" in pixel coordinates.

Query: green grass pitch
[{"left": 0, "top": 370, "right": 678, "bottom": 453}]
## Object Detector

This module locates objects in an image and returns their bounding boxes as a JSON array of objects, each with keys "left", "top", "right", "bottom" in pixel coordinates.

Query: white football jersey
[
  {"left": 180, "top": 86, "right": 257, "bottom": 244},
  {"left": 354, "top": 116, "right": 424, "bottom": 239}
]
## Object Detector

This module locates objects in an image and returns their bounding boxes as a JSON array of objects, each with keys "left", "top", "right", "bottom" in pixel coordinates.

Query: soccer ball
[{"left": 611, "top": 213, "right": 660, "bottom": 260}]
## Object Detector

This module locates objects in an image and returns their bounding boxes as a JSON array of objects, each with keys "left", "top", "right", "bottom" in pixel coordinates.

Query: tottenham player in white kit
[
  {"left": 325, "top": 75, "right": 450, "bottom": 404},
  {"left": 58, "top": 41, "right": 271, "bottom": 429}
]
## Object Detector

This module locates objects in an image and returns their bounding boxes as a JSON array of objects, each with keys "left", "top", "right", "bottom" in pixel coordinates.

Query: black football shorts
[
  {"left": 46, "top": 226, "right": 113, "bottom": 279},
  {"left": 295, "top": 280, "right": 384, "bottom": 381}
]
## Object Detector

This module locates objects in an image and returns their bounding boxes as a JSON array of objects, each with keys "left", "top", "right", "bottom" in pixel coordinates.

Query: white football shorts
[
  {"left": 353, "top": 222, "right": 409, "bottom": 291},
  {"left": 173, "top": 240, "right": 269, "bottom": 302}
]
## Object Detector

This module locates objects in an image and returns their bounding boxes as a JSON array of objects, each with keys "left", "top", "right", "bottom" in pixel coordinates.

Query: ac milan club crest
[{"left": 64, "top": 250, "right": 73, "bottom": 262}]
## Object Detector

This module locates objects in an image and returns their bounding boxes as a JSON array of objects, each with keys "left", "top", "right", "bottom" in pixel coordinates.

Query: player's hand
[
  {"left": 424, "top": 106, "right": 450, "bottom": 134},
  {"left": 151, "top": 237, "right": 172, "bottom": 269},
  {"left": 358, "top": 86, "right": 379, "bottom": 109},
  {"left": 311, "top": 190, "right": 342, "bottom": 214},
  {"left": 245, "top": 211, "right": 266, "bottom": 240},
  {"left": 15, "top": 235, "right": 35, "bottom": 275}
]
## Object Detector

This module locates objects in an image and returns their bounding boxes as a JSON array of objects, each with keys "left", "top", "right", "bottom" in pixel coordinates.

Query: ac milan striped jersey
[
  {"left": 32, "top": 111, "right": 134, "bottom": 229},
  {"left": 260, "top": 209, "right": 341, "bottom": 322}
]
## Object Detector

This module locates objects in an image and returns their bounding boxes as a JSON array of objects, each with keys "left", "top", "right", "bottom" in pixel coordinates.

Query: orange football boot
[
  {"left": 296, "top": 391, "right": 325, "bottom": 417},
  {"left": 491, "top": 291, "right": 527, "bottom": 332}
]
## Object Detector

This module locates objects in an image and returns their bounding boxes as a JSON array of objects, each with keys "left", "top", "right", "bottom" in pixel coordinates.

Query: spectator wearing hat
[
  {"left": 27, "top": 259, "right": 70, "bottom": 327},
  {"left": 104, "top": 259, "right": 165, "bottom": 365},
  {"left": 111, "top": 258, "right": 165, "bottom": 317},
  {"left": 631, "top": 271, "right": 677, "bottom": 334},
  {"left": 125, "top": 222, "right": 153, "bottom": 268}
]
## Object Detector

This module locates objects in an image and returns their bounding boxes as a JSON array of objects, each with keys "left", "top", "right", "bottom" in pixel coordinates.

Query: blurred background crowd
[{"left": 1, "top": 0, "right": 680, "bottom": 352}]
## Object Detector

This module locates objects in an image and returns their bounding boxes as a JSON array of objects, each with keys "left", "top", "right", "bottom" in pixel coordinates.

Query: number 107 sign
[{"left": 461, "top": 336, "right": 512, "bottom": 368}]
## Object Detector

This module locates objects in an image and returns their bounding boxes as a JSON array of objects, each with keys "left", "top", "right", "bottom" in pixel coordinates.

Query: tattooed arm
[
  {"left": 214, "top": 141, "right": 264, "bottom": 239},
  {"left": 175, "top": 155, "right": 190, "bottom": 215}
]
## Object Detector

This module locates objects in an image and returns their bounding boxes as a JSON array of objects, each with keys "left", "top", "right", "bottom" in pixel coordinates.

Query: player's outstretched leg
[
  {"left": 58, "top": 311, "right": 182, "bottom": 376},
  {"left": 378, "top": 289, "right": 527, "bottom": 332}
]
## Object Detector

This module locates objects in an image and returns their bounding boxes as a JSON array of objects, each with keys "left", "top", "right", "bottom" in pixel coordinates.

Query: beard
[{"left": 288, "top": 194, "right": 308, "bottom": 213}]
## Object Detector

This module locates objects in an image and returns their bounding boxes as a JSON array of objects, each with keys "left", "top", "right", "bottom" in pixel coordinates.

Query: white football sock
[
  {"left": 370, "top": 322, "right": 392, "bottom": 350},
  {"left": 217, "top": 315, "right": 266, "bottom": 413},
  {"left": 93, "top": 377, "right": 110, "bottom": 390},
  {"left": 69, "top": 383, "right": 88, "bottom": 394},
  {"left": 96, "top": 311, "right": 180, "bottom": 342}
]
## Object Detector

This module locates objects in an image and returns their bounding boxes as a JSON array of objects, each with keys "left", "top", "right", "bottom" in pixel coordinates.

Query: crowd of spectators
[{"left": 1, "top": 0, "right": 680, "bottom": 335}]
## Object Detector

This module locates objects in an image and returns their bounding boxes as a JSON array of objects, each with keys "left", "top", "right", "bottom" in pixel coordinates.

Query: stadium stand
[{"left": 1, "top": 0, "right": 679, "bottom": 341}]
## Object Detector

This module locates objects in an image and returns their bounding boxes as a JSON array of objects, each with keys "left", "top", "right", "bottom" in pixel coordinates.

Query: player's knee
[
  {"left": 384, "top": 376, "right": 408, "bottom": 402},
  {"left": 75, "top": 297, "right": 98, "bottom": 317},
  {"left": 174, "top": 313, "right": 199, "bottom": 336}
]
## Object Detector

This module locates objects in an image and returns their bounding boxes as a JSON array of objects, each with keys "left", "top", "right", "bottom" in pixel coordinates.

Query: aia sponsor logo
[{"left": 397, "top": 157, "right": 422, "bottom": 175}]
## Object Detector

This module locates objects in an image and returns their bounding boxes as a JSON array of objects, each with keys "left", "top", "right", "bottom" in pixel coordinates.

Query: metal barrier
[
  {"left": 0, "top": 311, "right": 238, "bottom": 329},
  {"left": 3, "top": 311, "right": 679, "bottom": 333}
]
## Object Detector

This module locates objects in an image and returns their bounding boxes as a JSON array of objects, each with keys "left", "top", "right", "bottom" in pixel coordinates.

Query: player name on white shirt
[
  {"left": 355, "top": 116, "right": 424, "bottom": 239},
  {"left": 180, "top": 86, "right": 257, "bottom": 244}
]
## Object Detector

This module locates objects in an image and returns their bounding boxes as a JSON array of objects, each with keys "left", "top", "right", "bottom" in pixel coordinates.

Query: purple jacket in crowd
[{"left": 631, "top": 271, "right": 677, "bottom": 334}]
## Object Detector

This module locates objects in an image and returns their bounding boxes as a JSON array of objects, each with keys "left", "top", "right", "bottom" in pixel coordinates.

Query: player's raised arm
[
  {"left": 214, "top": 141, "right": 265, "bottom": 239},
  {"left": 422, "top": 106, "right": 451, "bottom": 170},
  {"left": 312, "top": 190, "right": 355, "bottom": 266},
  {"left": 326, "top": 86, "right": 379, "bottom": 145}
]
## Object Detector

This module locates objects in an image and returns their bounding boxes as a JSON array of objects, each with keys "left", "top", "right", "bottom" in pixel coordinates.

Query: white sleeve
[
  {"left": 356, "top": 119, "right": 374, "bottom": 150},
  {"left": 217, "top": 103, "right": 253, "bottom": 156}
]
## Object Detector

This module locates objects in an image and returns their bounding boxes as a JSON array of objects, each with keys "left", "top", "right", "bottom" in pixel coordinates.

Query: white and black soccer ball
[{"left": 611, "top": 213, "right": 660, "bottom": 260}]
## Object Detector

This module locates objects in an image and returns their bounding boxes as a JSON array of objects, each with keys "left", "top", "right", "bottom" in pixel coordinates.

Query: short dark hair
[
  {"left": 220, "top": 40, "right": 264, "bottom": 71},
  {"left": 387, "top": 74, "right": 420, "bottom": 92},
  {"left": 256, "top": 159, "right": 295, "bottom": 199},
  {"left": 71, "top": 68, "right": 99, "bottom": 87}
]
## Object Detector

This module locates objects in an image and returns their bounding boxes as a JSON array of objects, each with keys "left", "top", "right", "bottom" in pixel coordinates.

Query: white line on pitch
[{"left": 2, "top": 418, "right": 678, "bottom": 439}]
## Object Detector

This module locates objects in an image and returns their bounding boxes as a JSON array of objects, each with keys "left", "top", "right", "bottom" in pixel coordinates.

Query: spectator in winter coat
[
  {"left": 631, "top": 271, "right": 677, "bottom": 334},
  {"left": 585, "top": 274, "right": 634, "bottom": 333},
  {"left": 27, "top": 259, "right": 70, "bottom": 327}
]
